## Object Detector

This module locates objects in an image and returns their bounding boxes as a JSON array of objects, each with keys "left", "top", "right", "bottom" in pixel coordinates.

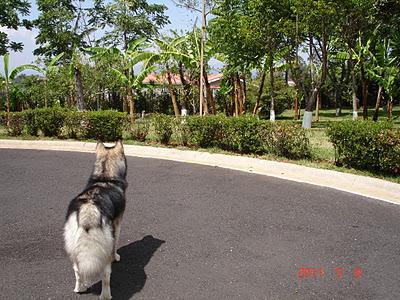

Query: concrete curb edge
[{"left": 1, "top": 139, "right": 399, "bottom": 205}]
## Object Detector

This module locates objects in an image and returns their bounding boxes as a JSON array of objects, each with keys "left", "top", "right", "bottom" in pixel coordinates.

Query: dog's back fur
[{"left": 64, "top": 140, "right": 127, "bottom": 298}]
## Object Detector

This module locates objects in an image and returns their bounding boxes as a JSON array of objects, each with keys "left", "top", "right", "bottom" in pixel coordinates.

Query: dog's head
[{"left": 93, "top": 140, "right": 127, "bottom": 179}]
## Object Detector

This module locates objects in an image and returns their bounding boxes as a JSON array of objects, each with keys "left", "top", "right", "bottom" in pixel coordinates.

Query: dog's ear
[
  {"left": 96, "top": 141, "right": 106, "bottom": 154},
  {"left": 115, "top": 139, "right": 124, "bottom": 153}
]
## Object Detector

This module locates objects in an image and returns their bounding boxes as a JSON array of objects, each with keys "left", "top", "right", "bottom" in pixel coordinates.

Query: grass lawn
[{"left": 277, "top": 106, "right": 400, "bottom": 128}]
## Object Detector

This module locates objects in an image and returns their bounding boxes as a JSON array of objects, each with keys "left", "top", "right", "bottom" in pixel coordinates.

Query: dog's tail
[{"left": 64, "top": 202, "right": 114, "bottom": 284}]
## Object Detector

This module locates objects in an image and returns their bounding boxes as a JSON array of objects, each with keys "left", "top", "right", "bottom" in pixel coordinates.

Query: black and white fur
[{"left": 64, "top": 140, "right": 127, "bottom": 300}]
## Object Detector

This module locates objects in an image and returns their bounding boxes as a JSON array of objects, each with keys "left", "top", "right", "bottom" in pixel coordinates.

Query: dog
[{"left": 64, "top": 140, "right": 128, "bottom": 300}]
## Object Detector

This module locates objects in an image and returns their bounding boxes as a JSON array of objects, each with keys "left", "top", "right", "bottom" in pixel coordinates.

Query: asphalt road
[{"left": 1, "top": 149, "right": 400, "bottom": 300}]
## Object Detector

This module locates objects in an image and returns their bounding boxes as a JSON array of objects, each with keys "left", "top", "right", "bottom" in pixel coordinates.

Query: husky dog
[{"left": 64, "top": 140, "right": 128, "bottom": 300}]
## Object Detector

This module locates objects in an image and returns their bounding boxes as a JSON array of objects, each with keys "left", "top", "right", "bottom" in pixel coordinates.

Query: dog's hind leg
[
  {"left": 73, "top": 263, "right": 86, "bottom": 293},
  {"left": 99, "top": 262, "right": 112, "bottom": 300},
  {"left": 113, "top": 216, "right": 123, "bottom": 262}
]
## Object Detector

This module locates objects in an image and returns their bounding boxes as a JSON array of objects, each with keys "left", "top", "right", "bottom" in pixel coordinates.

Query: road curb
[{"left": 1, "top": 139, "right": 399, "bottom": 205}]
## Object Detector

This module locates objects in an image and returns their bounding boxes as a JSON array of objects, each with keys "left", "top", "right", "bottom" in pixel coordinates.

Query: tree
[
  {"left": 34, "top": 0, "right": 88, "bottom": 59},
  {"left": 368, "top": 37, "right": 399, "bottom": 121},
  {"left": 90, "top": 0, "right": 169, "bottom": 50},
  {"left": 292, "top": 0, "right": 341, "bottom": 128},
  {"left": 29, "top": 53, "right": 64, "bottom": 108},
  {"left": 0, "top": 0, "right": 32, "bottom": 55},
  {"left": 2, "top": 53, "right": 41, "bottom": 123},
  {"left": 172, "top": 0, "right": 214, "bottom": 115},
  {"left": 210, "top": 0, "right": 293, "bottom": 120},
  {"left": 89, "top": 38, "right": 156, "bottom": 123},
  {"left": 34, "top": 0, "right": 93, "bottom": 111}
]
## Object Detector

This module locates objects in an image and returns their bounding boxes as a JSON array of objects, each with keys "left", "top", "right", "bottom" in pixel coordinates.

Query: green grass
[{"left": 278, "top": 106, "right": 400, "bottom": 128}]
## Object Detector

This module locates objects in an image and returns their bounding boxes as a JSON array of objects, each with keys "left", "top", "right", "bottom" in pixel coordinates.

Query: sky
[{"left": 0, "top": 0, "right": 201, "bottom": 74}]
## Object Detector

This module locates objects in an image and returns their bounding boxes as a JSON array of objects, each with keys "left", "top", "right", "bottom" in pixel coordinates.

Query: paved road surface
[{"left": 1, "top": 149, "right": 400, "bottom": 300}]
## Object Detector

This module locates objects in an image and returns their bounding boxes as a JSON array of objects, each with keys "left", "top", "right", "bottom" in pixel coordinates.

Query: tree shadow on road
[{"left": 89, "top": 235, "right": 165, "bottom": 300}]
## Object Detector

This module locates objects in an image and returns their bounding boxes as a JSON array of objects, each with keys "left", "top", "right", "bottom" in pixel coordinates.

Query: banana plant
[
  {"left": 31, "top": 53, "right": 64, "bottom": 108},
  {"left": 89, "top": 38, "right": 156, "bottom": 123},
  {"left": 335, "top": 34, "right": 373, "bottom": 120},
  {"left": 2, "top": 53, "right": 42, "bottom": 125},
  {"left": 368, "top": 37, "right": 398, "bottom": 121}
]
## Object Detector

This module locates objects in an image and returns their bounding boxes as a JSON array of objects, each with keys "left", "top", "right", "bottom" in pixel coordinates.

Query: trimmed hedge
[
  {"left": 327, "top": 121, "right": 400, "bottom": 175},
  {"left": 84, "top": 110, "right": 126, "bottom": 141},
  {"left": 180, "top": 115, "right": 310, "bottom": 159},
  {"left": 4, "top": 108, "right": 127, "bottom": 142},
  {"left": 35, "top": 108, "right": 66, "bottom": 137},
  {"left": 7, "top": 112, "right": 24, "bottom": 136},
  {"left": 152, "top": 113, "right": 175, "bottom": 144},
  {"left": 3, "top": 109, "right": 311, "bottom": 160},
  {"left": 126, "top": 119, "right": 150, "bottom": 142}
]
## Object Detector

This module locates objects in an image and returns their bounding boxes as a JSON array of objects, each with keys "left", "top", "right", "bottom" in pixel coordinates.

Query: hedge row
[
  {"left": 152, "top": 114, "right": 311, "bottom": 159},
  {"left": 327, "top": 121, "right": 400, "bottom": 175},
  {"left": 3, "top": 109, "right": 311, "bottom": 160},
  {"left": 4, "top": 108, "right": 127, "bottom": 141}
]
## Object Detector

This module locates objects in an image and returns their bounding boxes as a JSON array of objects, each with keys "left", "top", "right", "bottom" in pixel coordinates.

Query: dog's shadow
[{"left": 89, "top": 235, "right": 165, "bottom": 299}]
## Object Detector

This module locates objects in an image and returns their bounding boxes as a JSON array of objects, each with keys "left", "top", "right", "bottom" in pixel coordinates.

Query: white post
[{"left": 302, "top": 111, "right": 313, "bottom": 128}]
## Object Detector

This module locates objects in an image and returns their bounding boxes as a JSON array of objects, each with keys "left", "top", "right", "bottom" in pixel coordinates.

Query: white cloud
[{"left": 0, "top": 27, "right": 39, "bottom": 75}]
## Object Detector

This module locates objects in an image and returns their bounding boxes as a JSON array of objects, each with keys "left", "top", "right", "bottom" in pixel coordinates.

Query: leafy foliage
[
  {"left": 126, "top": 118, "right": 150, "bottom": 142},
  {"left": 327, "top": 121, "right": 400, "bottom": 174},
  {"left": 84, "top": 110, "right": 127, "bottom": 141},
  {"left": 0, "top": 0, "right": 32, "bottom": 54},
  {"left": 6, "top": 112, "right": 23, "bottom": 135},
  {"left": 152, "top": 113, "right": 175, "bottom": 144}
]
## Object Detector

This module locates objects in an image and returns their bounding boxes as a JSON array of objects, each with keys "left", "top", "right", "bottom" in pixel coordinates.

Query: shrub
[
  {"left": 185, "top": 115, "right": 225, "bottom": 148},
  {"left": 327, "top": 121, "right": 399, "bottom": 174},
  {"left": 0, "top": 112, "right": 7, "bottom": 126},
  {"left": 127, "top": 119, "right": 150, "bottom": 142},
  {"left": 219, "top": 117, "right": 264, "bottom": 153},
  {"left": 63, "top": 110, "right": 87, "bottom": 139},
  {"left": 35, "top": 107, "right": 67, "bottom": 137},
  {"left": 7, "top": 112, "right": 23, "bottom": 136},
  {"left": 85, "top": 110, "right": 127, "bottom": 141},
  {"left": 262, "top": 122, "right": 310, "bottom": 159},
  {"left": 152, "top": 113, "right": 175, "bottom": 144},
  {"left": 21, "top": 109, "right": 39, "bottom": 136},
  {"left": 175, "top": 118, "right": 190, "bottom": 146}
]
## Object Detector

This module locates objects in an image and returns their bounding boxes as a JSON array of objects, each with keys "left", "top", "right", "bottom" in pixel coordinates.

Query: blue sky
[{"left": 0, "top": 0, "right": 199, "bottom": 73}]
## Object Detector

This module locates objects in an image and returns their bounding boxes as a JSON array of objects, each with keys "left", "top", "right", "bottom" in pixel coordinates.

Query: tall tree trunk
[
  {"left": 74, "top": 66, "right": 85, "bottom": 112},
  {"left": 349, "top": 57, "right": 358, "bottom": 120},
  {"left": 127, "top": 87, "right": 135, "bottom": 124},
  {"left": 302, "top": 35, "right": 315, "bottom": 128},
  {"left": 253, "top": 69, "right": 266, "bottom": 115},
  {"left": 229, "top": 77, "right": 234, "bottom": 116},
  {"left": 360, "top": 62, "right": 368, "bottom": 120},
  {"left": 123, "top": 69, "right": 129, "bottom": 112},
  {"left": 235, "top": 73, "right": 244, "bottom": 115},
  {"left": 294, "top": 89, "right": 300, "bottom": 120},
  {"left": 387, "top": 96, "right": 393, "bottom": 120},
  {"left": 234, "top": 74, "right": 240, "bottom": 116},
  {"left": 178, "top": 61, "right": 190, "bottom": 111},
  {"left": 5, "top": 80, "right": 10, "bottom": 126},
  {"left": 166, "top": 70, "right": 181, "bottom": 118},
  {"left": 315, "top": 92, "right": 320, "bottom": 122},
  {"left": 203, "top": 68, "right": 215, "bottom": 114},
  {"left": 373, "top": 86, "right": 383, "bottom": 121},
  {"left": 268, "top": 50, "right": 275, "bottom": 122},
  {"left": 303, "top": 33, "right": 328, "bottom": 128},
  {"left": 242, "top": 74, "right": 247, "bottom": 115}
]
